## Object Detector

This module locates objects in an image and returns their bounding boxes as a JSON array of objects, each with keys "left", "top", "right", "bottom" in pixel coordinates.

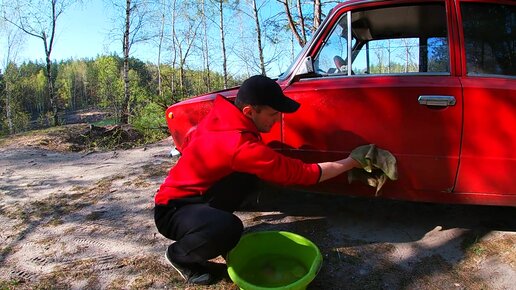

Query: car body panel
[
  {"left": 281, "top": 75, "right": 463, "bottom": 195},
  {"left": 456, "top": 77, "right": 516, "bottom": 195}
]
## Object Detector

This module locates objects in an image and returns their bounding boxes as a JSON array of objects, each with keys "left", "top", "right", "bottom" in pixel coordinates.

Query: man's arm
[{"left": 318, "top": 156, "right": 360, "bottom": 183}]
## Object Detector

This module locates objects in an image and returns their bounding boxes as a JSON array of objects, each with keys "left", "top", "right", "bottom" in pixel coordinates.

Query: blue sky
[
  {"left": 1, "top": 0, "right": 327, "bottom": 76},
  {"left": 5, "top": 1, "right": 123, "bottom": 64},
  {"left": 1, "top": 0, "right": 167, "bottom": 67}
]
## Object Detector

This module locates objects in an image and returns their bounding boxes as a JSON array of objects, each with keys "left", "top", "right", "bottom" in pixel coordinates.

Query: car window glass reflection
[
  {"left": 314, "top": 14, "right": 350, "bottom": 74},
  {"left": 461, "top": 3, "right": 516, "bottom": 76}
]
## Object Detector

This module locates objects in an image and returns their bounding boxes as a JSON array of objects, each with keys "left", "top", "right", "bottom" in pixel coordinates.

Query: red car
[{"left": 165, "top": 0, "right": 516, "bottom": 207}]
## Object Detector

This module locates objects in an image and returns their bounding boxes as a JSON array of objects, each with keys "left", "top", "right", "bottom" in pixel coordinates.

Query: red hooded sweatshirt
[{"left": 155, "top": 95, "right": 321, "bottom": 205}]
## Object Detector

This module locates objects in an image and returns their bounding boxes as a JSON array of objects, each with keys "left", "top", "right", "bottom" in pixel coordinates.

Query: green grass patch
[
  {"left": 0, "top": 279, "right": 22, "bottom": 290},
  {"left": 90, "top": 118, "right": 118, "bottom": 127},
  {"left": 461, "top": 231, "right": 487, "bottom": 256}
]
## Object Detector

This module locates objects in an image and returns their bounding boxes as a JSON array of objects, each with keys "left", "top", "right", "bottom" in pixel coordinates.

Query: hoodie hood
[{"left": 201, "top": 94, "right": 260, "bottom": 135}]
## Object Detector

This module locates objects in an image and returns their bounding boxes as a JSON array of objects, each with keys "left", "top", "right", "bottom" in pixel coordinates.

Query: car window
[
  {"left": 314, "top": 3, "right": 450, "bottom": 76},
  {"left": 314, "top": 13, "right": 353, "bottom": 75},
  {"left": 461, "top": 2, "right": 516, "bottom": 76}
]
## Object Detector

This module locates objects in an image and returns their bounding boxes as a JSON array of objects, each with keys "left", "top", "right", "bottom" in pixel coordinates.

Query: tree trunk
[
  {"left": 157, "top": 0, "right": 165, "bottom": 98},
  {"left": 313, "top": 0, "right": 322, "bottom": 30},
  {"left": 121, "top": 0, "right": 131, "bottom": 124},
  {"left": 46, "top": 1, "right": 59, "bottom": 126},
  {"left": 5, "top": 78, "right": 14, "bottom": 134},
  {"left": 3, "top": 30, "right": 21, "bottom": 135},
  {"left": 279, "top": 0, "right": 305, "bottom": 47},
  {"left": 179, "top": 56, "right": 185, "bottom": 98},
  {"left": 296, "top": 0, "right": 306, "bottom": 43},
  {"left": 251, "top": 0, "right": 266, "bottom": 75},
  {"left": 202, "top": 0, "right": 211, "bottom": 91},
  {"left": 171, "top": 0, "right": 178, "bottom": 100},
  {"left": 218, "top": 0, "right": 228, "bottom": 88}
]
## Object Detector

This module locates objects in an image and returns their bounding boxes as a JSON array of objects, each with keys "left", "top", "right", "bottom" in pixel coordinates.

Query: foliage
[
  {"left": 94, "top": 55, "right": 124, "bottom": 117},
  {"left": 56, "top": 60, "right": 90, "bottom": 110},
  {"left": 0, "top": 62, "right": 33, "bottom": 134},
  {"left": 131, "top": 102, "right": 168, "bottom": 143},
  {"left": 0, "top": 54, "right": 237, "bottom": 137}
]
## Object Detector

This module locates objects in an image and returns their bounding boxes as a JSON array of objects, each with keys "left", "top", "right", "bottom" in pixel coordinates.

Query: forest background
[{"left": 0, "top": 0, "right": 333, "bottom": 141}]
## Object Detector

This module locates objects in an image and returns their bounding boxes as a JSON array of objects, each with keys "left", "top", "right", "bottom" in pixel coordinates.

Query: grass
[
  {"left": 461, "top": 230, "right": 490, "bottom": 257},
  {"left": 90, "top": 118, "right": 118, "bottom": 127},
  {"left": 0, "top": 279, "right": 22, "bottom": 290},
  {"left": 461, "top": 232, "right": 516, "bottom": 265}
]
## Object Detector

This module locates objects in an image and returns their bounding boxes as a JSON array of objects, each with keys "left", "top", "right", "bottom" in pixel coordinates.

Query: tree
[
  {"left": 2, "top": 64, "right": 30, "bottom": 133},
  {"left": 276, "top": 0, "right": 327, "bottom": 48},
  {"left": 95, "top": 56, "right": 123, "bottom": 119},
  {"left": 156, "top": 0, "right": 167, "bottom": 99},
  {"left": 200, "top": 0, "right": 212, "bottom": 91},
  {"left": 215, "top": 0, "right": 229, "bottom": 88},
  {"left": 122, "top": 0, "right": 152, "bottom": 124},
  {"left": 313, "top": 0, "right": 321, "bottom": 29},
  {"left": 232, "top": 0, "right": 270, "bottom": 76},
  {"left": 250, "top": 0, "right": 266, "bottom": 75},
  {"left": 56, "top": 60, "right": 88, "bottom": 111},
  {"left": 2, "top": 0, "right": 78, "bottom": 126},
  {"left": 277, "top": 0, "right": 305, "bottom": 47},
  {"left": 108, "top": 0, "right": 153, "bottom": 124},
  {"left": 1, "top": 24, "right": 25, "bottom": 134},
  {"left": 171, "top": 1, "right": 200, "bottom": 98}
]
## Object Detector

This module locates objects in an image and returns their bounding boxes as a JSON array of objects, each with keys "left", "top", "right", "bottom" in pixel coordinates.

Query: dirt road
[{"left": 0, "top": 137, "right": 515, "bottom": 289}]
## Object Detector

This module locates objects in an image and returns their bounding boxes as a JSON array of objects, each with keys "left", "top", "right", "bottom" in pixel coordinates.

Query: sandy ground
[{"left": 0, "top": 135, "right": 515, "bottom": 289}]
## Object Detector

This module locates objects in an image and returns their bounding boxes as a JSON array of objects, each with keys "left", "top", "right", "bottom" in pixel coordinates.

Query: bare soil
[{"left": 0, "top": 125, "right": 515, "bottom": 290}]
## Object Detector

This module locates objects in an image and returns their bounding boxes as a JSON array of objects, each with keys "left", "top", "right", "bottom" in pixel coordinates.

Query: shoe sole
[
  {"left": 164, "top": 248, "right": 213, "bottom": 285},
  {"left": 165, "top": 250, "right": 188, "bottom": 281}
]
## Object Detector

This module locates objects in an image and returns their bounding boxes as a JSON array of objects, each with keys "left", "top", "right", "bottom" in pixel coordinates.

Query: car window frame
[
  {"left": 285, "top": 0, "right": 455, "bottom": 82},
  {"left": 317, "top": 2, "right": 452, "bottom": 78}
]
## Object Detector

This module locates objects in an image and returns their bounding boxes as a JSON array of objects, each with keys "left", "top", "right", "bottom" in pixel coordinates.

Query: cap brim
[{"left": 271, "top": 96, "right": 300, "bottom": 113}]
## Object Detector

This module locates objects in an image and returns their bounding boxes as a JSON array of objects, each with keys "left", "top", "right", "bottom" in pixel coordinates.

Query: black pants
[{"left": 154, "top": 172, "right": 259, "bottom": 265}]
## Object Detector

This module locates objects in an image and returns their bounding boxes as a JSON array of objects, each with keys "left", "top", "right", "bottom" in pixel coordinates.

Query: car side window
[
  {"left": 314, "top": 3, "right": 450, "bottom": 76},
  {"left": 461, "top": 2, "right": 516, "bottom": 76}
]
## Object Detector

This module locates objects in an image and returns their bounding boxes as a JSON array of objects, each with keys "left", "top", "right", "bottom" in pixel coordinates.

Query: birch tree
[
  {"left": 250, "top": 0, "right": 266, "bottom": 75},
  {"left": 313, "top": 0, "right": 321, "bottom": 30},
  {"left": 2, "top": 0, "right": 78, "bottom": 126},
  {"left": 276, "top": 0, "right": 326, "bottom": 48},
  {"left": 156, "top": 0, "right": 167, "bottom": 98},
  {"left": 234, "top": 0, "right": 268, "bottom": 76},
  {"left": 1, "top": 26, "right": 24, "bottom": 134},
  {"left": 200, "top": 0, "right": 212, "bottom": 91},
  {"left": 109, "top": 0, "right": 152, "bottom": 124},
  {"left": 215, "top": 0, "right": 228, "bottom": 88},
  {"left": 171, "top": 1, "right": 200, "bottom": 98}
]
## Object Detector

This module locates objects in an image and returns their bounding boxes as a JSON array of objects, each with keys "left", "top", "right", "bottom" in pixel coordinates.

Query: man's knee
[{"left": 214, "top": 214, "right": 243, "bottom": 251}]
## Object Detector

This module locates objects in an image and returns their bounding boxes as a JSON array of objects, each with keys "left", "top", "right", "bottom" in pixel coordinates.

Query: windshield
[{"left": 278, "top": 42, "right": 311, "bottom": 80}]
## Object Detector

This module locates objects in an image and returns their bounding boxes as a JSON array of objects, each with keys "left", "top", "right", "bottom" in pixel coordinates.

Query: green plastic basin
[{"left": 227, "top": 231, "right": 323, "bottom": 290}]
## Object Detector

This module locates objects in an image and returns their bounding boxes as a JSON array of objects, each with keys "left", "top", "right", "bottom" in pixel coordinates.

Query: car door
[
  {"left": 280, "top": 1, "right": 463, "bottom": 199},
  {"left": 454, "top": 0, "right": 516, "bottom": 198}
]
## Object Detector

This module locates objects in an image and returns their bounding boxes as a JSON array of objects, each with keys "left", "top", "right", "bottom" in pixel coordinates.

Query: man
[{"left": 154, "top": 75, "right": 360, "bottom": 285}]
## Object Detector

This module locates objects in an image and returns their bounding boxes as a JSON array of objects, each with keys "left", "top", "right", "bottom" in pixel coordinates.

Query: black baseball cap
[{"left": 236, "top": 75, "right": 300, "bottom": 113}]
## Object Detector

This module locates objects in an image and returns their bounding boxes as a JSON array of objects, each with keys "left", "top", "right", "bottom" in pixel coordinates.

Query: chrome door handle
[{"left": 418, "top": 95, "right": 456, "bottom": 107}]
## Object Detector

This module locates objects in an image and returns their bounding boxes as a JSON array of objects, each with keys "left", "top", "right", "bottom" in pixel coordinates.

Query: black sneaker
[{"left": 165, "top": 246, "right": 213, "bottom": 285}]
